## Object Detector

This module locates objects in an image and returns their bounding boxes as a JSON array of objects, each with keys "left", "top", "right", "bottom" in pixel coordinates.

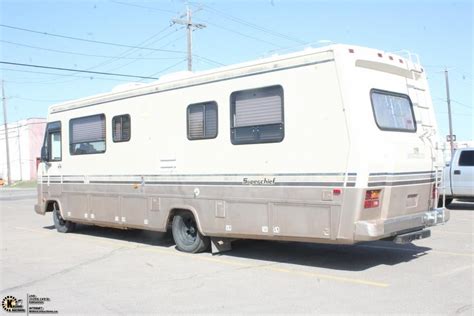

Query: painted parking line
[
  {"left": 14, "top": 226, "right": 389, "bottom": 288},
  {"left": 431, "top": 230, "right": 474, "bottom": 236},
  {"left": 435, "top": 265, "right": 473, "bottom": 277}
]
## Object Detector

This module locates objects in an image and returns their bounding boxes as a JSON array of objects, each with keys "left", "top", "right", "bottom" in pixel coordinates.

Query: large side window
[
  {"left": 69, "top": 114, "right": 106, "bottom": 155},
  {"left": 370, "top": 89, "right": 416, "bottom": 132},
  {"left": 112, "top": 114, "right": 131, "bottom": 142},
  {"left": 42, "top": 121, "right": 62, "bottom": 161},
  {"left": 230, "top": 85, "right": 284, "bottom": 145},
  {"left": 187, "top": 101, "right": 218, "bottom": 140},
  {"left": 459, "top": 150, "right": 474, "bottom": 166}
]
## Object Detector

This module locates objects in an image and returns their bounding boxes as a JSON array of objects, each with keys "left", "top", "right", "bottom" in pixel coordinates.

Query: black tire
[
  {"left": 438, "top": 197, "right": 453, "bottom": 207},
  {"left": 53, "top": 208, "right": 76, "bottom": 233},
  {"left": 171, "top": 211, "right": 210, "bottom": 253}
]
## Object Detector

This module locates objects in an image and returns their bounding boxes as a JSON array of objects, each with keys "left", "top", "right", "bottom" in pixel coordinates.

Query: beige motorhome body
[{"left": 35, "top": 44, "right": 449, "bottom": 253}]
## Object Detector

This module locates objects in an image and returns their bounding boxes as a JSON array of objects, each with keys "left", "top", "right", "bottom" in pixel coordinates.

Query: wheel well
[
  {"left": 166, "top": 208, "right": 193, "bottom": 231},
  {"left": 45, "top": 200, "right": 59, "bottom": 213}
]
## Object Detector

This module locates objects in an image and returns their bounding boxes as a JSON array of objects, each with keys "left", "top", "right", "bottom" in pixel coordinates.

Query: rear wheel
[
  {"left": 172, "top": 211, "right": 210, "bottom": 253},
  {"left": 53, "top": 207, "right": 76, "bottom": 233}
]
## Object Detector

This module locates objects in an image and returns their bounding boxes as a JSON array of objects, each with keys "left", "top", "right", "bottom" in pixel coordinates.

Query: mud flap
[{"left": 211, "top": 237, "right": 233, "bottom": 255}]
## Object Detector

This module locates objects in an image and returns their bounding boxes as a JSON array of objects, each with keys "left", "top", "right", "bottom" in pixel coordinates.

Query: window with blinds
[
  {"left": 69, "top": 114, "right": 106, "bottom": 155},
  {"left": 230, "top": 85, "right": 284, "bottom": 144},
  {"left": 187, "top": 101, "right": 218, "bottom": 140},
  {"left": 370, "top": 89, "right": 416, "bottom": 132},
  {"left": 112, "top": 114, "right": 131, "bottom": 142}
]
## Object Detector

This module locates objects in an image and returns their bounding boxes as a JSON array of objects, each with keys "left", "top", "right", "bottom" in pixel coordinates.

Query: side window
[
  {"left": 112, "top": 114, "right": 131, "bottom": 142},
  {"left": 50, "top": 131, "right": 62, "bottom": 161},
  {"left": 42, "top": 121, "right": 62, "bottom": 161},
  {"left": 69, "top": 114, "right": 106, "bottom": 155},
  {"left": 370, "top": 89, "right": 416, "bottom": 132},
  {"left": 230, "top": 85, "right": 284, "bottom": 145},
  {"left": 459, "top": 150, "right": 474, "bottom": 166},
  {"left": 187, "top": 101, "right": 218, "bottom": 140}
]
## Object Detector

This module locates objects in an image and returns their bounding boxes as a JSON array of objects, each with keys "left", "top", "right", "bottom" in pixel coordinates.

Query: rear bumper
[{"left": 354, "top": 208, "right": 450, "bottom": 241}]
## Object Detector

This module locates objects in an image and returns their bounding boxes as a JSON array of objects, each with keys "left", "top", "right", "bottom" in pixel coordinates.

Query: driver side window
[
  {"left": 42, "top": 121, "right": 62, "bottom": 162},
  {"left": 50, "top": 131, "right": 62, "bottom": 161}
]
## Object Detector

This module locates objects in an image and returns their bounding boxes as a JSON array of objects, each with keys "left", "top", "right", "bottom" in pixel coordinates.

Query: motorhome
[{"left": 35, "top": 44, "right": 449, "bottom": 253}]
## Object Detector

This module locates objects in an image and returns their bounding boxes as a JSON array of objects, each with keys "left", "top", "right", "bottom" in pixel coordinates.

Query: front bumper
[{"left": 354, "top": 207, "right": 450, "bottom": 241}]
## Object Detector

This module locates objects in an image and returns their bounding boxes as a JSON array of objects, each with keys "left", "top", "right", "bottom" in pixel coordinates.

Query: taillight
[
  {"left": 364, "top": 189, "right": 381, "bottom": 208},
  {"left": 432, "top": 185, "right": 438, "bottom": 200}
]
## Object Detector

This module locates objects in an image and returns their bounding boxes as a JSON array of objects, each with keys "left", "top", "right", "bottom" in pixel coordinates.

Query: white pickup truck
[{"left": 440, "top": 147, "right": 474, "bottom": 205}]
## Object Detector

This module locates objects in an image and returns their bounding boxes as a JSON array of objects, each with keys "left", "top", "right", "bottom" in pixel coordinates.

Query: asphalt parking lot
[{"left": 1, "top": 188, "right": 472, "bottom": 314}]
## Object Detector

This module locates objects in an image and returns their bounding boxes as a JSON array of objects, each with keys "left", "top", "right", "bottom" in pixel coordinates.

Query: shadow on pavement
[
  {"left": 43, "top": 224, "right": 431, "bottom": 272},
  {"left": 43, "top": 224, "right": 175, "bottom": 248},
  {"left": 223, "top": 239, "right": 431, "bottom": 272}
]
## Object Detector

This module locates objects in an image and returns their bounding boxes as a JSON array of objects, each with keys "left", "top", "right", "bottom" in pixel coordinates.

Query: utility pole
[
  {"left": 171, "top": 6, "right": 206, "bottom": 71},
  {"left": 1, "top": 80, "right": 12, "bottom": 185},
  {"left": 17, "top": 125, "right": 23, "bottom": 181},
  {"left": 444, "top": 68, "right": 455, "bottom": 157}
]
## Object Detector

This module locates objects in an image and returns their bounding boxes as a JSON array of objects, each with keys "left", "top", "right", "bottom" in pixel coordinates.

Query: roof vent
[
  {"left": 111, "top": 82, "right": 148, "bottom": 92},
  {"left": 158, "top": 71, "right": 194, "bottom": 82}
]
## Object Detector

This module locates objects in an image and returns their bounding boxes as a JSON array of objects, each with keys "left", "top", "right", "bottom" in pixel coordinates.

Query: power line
[
  {"left": 1, "top": 68, "right": 132, "bottom": 83},
  {"left": 142, "top": 59, "right": 188, "bottom": 80},
  {"left": 1, "top": 23, "right": 224, "bottom": 73},
  {"left": 0, "top": 24, "right": 187, "bottom": 54},
  {"left": 452, "top": 99, "right": 473, "bottom": 109},
  {"left": 90, "top": 26, "right": 182, "bottom": 72},
  {"left": 110, "top": 0, "right": 178, "bottom": 14},
  {"left": 13, "top": 97, "right": 71, "bottom": 103},
  {"left": 28, "top": 25, "right": 181, "bottom": 85},
  {"left": 0, "top": 61, "right": 160, "bottom": 80},
  {"left": 0, "top": 40, "right": 185, "bottom": 60},
  {"left": 192, "top": 2, "right": 306, "bottom": 45},
  {"left": 195, "top": 18, "right": 284, "bottom": 49},
  {"left": 104, "top": 34, "right": 187, "bottom": 74}
]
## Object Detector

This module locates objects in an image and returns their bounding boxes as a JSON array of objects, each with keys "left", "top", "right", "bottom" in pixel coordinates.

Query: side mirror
[{"left": 40, "top": 146, "right": 48, "bottom": 162}]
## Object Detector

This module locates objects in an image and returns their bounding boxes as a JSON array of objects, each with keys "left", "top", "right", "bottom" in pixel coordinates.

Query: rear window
[
  {"left": 370, "top": 89, "right": 416, "bottom": 132},
  {"left": 459, "top": 150, "right": 474, "bottom": 166}
]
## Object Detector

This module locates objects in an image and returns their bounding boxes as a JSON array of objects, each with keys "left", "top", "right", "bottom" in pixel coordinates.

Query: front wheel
[
  {"left": 53, "top": 208, "right": 76, "bottom": 233},
  {"left": 172, "top": 211, "right": 210, "bottom": 253}
]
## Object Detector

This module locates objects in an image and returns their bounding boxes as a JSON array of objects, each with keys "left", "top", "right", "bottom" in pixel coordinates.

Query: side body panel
[{"left": 38, "top": 52, "right": 357, "bottom": 243}]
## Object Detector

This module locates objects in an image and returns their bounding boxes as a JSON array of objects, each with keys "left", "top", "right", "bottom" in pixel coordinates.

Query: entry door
[
  {"left": 452, "top": 150, "right": 474, "bottom": 196},
  {"left": 43, "top": 121, "right": 63, "bottom": 196}
]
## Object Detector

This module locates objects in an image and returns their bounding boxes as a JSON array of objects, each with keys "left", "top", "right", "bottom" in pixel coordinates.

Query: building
[{"left": 0, "top": 118, "right": 46, "bottom": 182}]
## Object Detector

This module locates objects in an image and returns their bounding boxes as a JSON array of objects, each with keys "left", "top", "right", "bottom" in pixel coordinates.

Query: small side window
[
  {"left": 112, "top": 114, "right": 131, "bottom": 142},
  {"left": 230, "top": 85, "right": 284, "bottom": 145},
  {"left": 187, "top": 101, "right": 218, "bottom": 140},
  {"left": 370, "top": 89, "right": 416, "bottom": 132},
  {"left": 69, "top": 114, "right": 106, "bottom": 155},
  {"left": 42, "top": 121, "right": 62, "bottom": 162},
  {"left": 459, "top": 150, "right": 474, "bottom": 167}
]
